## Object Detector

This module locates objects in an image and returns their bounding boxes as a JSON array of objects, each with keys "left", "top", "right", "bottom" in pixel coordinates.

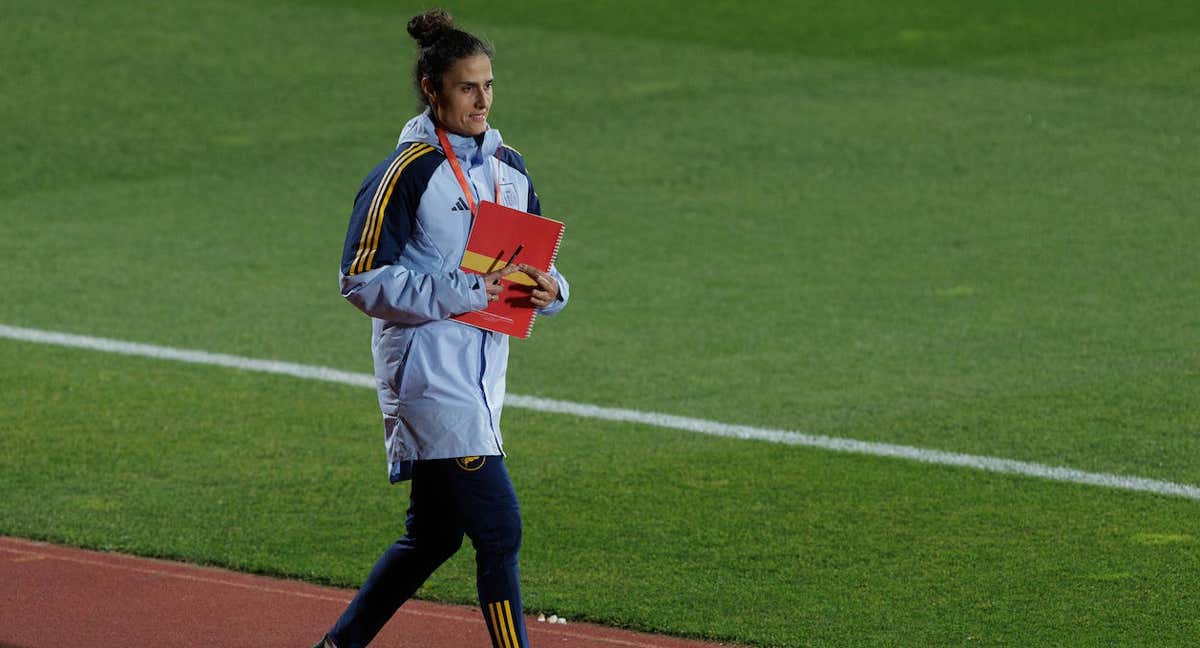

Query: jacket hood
[{"left": 397, "top": 109, "right": 503, "bottom": 167}]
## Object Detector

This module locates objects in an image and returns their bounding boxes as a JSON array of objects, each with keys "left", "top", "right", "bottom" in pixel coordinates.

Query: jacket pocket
[
  {"left": 391, "top": 321, "right": 481, "bottom": 403},
  {"left": 374, "top": 323, "right": 416, "bottom": 397}
]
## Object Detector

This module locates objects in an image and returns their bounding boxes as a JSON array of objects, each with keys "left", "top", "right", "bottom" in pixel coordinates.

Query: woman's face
[{"left": 425, "top": 54, "right": 493, "bottom": 137}]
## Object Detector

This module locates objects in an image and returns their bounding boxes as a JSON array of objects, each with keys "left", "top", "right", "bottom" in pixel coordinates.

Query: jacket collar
[{"left": 397, "top": 109, "right": 503, "bottom": 168}]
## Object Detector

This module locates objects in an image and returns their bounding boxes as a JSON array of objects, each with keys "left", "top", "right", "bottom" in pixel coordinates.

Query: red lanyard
[{"left": 436, "top": 127, "right": 499, "bottom": 216}]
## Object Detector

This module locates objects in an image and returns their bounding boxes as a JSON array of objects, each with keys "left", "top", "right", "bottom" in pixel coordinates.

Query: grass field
[{"left": 2, "top": 1, "right": 1200, "bottom": 645}]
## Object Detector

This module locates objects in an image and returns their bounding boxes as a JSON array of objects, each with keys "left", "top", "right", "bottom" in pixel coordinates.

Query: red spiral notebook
[{"left": 452, "top": 201, "right": 565, "bottom": 338}]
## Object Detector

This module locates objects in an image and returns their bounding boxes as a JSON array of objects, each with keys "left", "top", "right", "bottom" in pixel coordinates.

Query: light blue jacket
[{"left": 338, "top": 111, "right": 569, "bottom": 482}]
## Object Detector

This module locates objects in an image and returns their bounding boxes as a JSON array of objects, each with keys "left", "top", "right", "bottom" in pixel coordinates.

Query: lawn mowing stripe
[{"left": 4, "top": 322, "right": 1198, "bottom": 502}]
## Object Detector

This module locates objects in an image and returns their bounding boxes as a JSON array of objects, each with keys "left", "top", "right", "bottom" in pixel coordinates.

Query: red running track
[{"left": 0, "top": 537, "right": 740, "bottom": 648}]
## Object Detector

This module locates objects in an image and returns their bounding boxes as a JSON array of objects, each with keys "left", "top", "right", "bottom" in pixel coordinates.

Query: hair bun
[{"left": 407, "top": 9, "right": 456, "bottom": 48}]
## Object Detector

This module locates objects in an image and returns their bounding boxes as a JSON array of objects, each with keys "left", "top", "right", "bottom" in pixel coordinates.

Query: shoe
[{"left": 310, "top": 636, "right": 337, "bottom": 648}]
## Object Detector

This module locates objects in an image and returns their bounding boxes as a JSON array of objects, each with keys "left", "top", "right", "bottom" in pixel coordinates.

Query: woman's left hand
[{"left": 518, "top": 264, "right": 559, "bottom": 308}]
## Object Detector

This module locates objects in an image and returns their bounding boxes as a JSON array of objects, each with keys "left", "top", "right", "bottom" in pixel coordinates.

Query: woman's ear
[{"left": 420, "top": 76, "right": 438, "bottom": 107}]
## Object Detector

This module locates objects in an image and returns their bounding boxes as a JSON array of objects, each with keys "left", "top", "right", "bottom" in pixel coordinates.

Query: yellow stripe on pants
[
  {"left": 502, "top": 599, "right": 522, "bottom": 648},
  {"left": 488, "top": 601, "right": 513, "bottom": 648}
]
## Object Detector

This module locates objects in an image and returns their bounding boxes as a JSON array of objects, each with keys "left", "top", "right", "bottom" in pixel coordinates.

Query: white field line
[{"left": 3, "top": 323, "right": 1198, "bottom": 502}]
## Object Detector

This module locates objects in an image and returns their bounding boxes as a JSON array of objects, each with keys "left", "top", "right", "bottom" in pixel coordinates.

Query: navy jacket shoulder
[{"left": 341, "top": 142, "right": 444, "bottom": 276}]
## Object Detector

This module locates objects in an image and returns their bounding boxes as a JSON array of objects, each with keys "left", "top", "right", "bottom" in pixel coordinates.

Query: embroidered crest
[
  {"left": 498, "top": 183, "right": 519, "bottom": 208},
  {"left": 455, "top": 456, "right": 486, "bottom": 472}
]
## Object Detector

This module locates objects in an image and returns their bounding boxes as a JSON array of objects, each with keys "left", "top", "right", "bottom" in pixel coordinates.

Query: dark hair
[{"left": 406, "top": 9, "right": 494, "bottom": 109}]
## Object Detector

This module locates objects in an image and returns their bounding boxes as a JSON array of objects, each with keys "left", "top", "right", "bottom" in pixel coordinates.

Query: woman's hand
[
  {"left": 483, "top": 265, "right": 520, "bottom": 302},
  {"left": 518, "top": 264, "right": 559, "bottom": 308}
]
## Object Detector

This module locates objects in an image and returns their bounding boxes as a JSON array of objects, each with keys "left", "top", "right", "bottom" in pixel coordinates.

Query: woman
[{"left": 316, "top": 10, "right": 568, "bottom": 648}]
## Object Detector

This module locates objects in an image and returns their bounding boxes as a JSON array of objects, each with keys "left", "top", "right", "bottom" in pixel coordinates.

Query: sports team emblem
[{"left": 456, "top": 456, "right": 486, "bottom": 472}]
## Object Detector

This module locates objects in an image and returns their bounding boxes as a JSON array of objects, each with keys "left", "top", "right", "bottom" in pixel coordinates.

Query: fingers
[
  {"left": 483, "top": 265, "right": 521, "bottom": 303},
  {"left": 483, "top": 265, "right": 557, "bottom": 306},
  {"left": 485, "top": 264, "right": 521, "bottom": 284},
  {"left": 484, "top": 275, "right": 506, "bottom": 302},
  {"left": 518, "top": 264, "right": 557, "bottom": 292},
  {"left": 525, "top": 266, "right": 558, "bottom": 307}
]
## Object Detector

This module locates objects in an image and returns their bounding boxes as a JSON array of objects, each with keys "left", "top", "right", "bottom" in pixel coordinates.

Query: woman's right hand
[{"left": 483, "top": 265, "right": 520, "bottom": 302}]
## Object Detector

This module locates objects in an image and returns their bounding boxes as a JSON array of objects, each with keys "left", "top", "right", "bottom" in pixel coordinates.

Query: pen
[
  {"left": 488, "top": 244, "right": 524, "bottom": 286},
  {"left": 502, "top": 244, "right": 523, "bottom": 270}
]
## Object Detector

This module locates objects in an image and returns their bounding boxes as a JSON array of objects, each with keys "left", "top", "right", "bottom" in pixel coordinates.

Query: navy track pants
[{"left": 327, "top": 455, "right": 529, "bottom": 648}]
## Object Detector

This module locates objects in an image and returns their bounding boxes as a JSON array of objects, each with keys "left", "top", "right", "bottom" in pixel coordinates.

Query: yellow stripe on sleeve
[
  {"left": 348, "top": 146, "right": 414, "bottom": 275},
  {"left": 351, "top": 143, "right": 431, "bottom": 274},
  {"left": 349, "top": 143, "right": 433, "bottom": 275},
  {"left": 361, "top": 143, "right": 435, "bottom": 273}
]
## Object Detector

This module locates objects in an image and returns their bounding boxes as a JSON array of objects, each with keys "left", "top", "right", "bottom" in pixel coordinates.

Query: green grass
[
  {"left": 2, "top": 1, "right": 1200, "bottom": 645},
  {"left": 4, "top": 344, "right": 1199, "bottom": 646}
]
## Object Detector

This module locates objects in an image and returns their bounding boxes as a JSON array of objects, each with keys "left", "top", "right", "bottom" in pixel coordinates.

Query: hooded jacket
[{"left": 339, "top": 110, "right": 569, "bottom": 482}]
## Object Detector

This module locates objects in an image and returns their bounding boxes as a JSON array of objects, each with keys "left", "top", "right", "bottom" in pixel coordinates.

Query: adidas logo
[{"left": 451, "top": 197, "right": 470, "bottom": 212}]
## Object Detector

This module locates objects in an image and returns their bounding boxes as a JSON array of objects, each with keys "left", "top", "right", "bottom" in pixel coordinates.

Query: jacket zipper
[
  {"left": 467, "top": 154, "right": 503, "bottom": 454},
  {"left": 477, "top": 329, "right": 502, "bottom": 453}
]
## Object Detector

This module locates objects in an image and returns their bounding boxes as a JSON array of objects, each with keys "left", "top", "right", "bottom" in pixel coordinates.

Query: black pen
[
  {"left": 488, "top": 244, "right": 524, "bottom": 286},
  {"left": 502, "top": 244, "right": 523, "bottom": 270}
]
